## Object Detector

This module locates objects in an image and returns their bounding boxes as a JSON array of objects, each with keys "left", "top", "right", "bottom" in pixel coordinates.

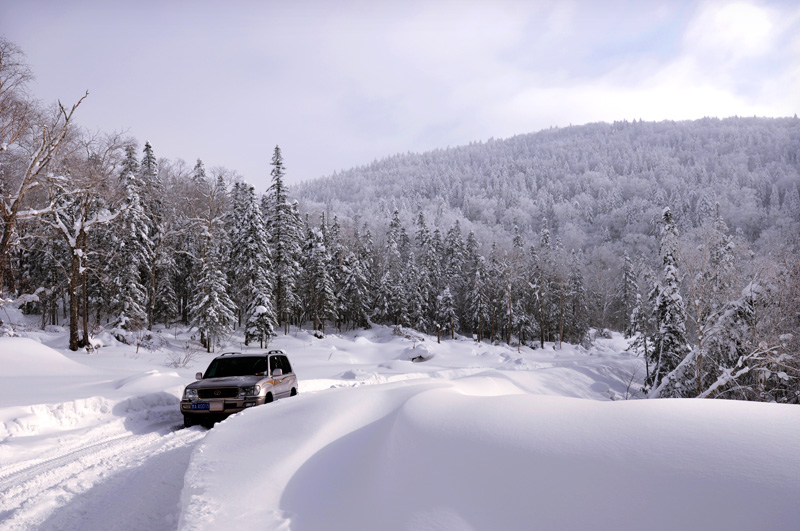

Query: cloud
[
  {"left": 488, "top": 1, "right": 800, "bottom": 138},
  {"left": 684, "top": 1, "right": 775, "bottom": 62},
  {"left": 3, "top": 0, "right": 797, "bottom": 190}
]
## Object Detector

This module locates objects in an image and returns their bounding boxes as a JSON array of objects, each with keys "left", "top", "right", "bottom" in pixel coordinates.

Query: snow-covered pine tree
[
  {"left": 619, "top": 253, "right": 638, "bottom": 338},
  {"left": 436, "top": 285, "right": 459, "bottom": 340},
  {"left": 188, "top": 170, "right": 235, "bottom": 352},
  {"left": 338, "top": 249, "right": 371, "bottom": 330},
  {"left": 302, "top": 222, "right": 337, "bottom": 333},
  {"left": 137, "top": 141, "right": 170, "bottom": 329},
  {"left": 109, "top": 169, "right": 152, "bottom": 331},
  {"left": 190, "top": 245, "right": 236, "bottom": 352},
  {"left": 228, "top": 183, "right": 276, "bottom": 344},
  {"left": 443, "top": 220, "right": 467, "bottom": 333},
  {"left": 325, "top": 215, "right": 349, "bottom": 330},
  {"left": 487, "top": 243, "right": 507, "bottom": 343},
  {"left": 467, "top": 255, "right": 491, "bottom": 342},
  {"left": 565, "top": 249, "right": 589, "bottom": 344},
  {"left": 153, "top": 255, "right": 179, "bottom": 326},
  {"left": 265, "top": 146, "right": 301, "bottom": 333},
  {"left": 414, "top": 213, "right": 435, "bottom": 328},
  {"left": 375, "top": 210, "right": 409, "bottom": 326},
  {"left": 119, "top": 145, "right": 139, "bottom": 182},
  {"left": 648, "top": 207, "right": 692, "bottom": 398}
]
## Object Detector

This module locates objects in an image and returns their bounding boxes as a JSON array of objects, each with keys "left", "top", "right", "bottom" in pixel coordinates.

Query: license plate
[{"left": 191, "top": 402, "right": 210, "bottom": 410}]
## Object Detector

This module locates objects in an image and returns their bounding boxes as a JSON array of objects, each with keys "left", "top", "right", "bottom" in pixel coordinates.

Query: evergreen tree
[
  {"left": 436, "top": 285, "right": 459, "bottom": 339},
  {"left": 265, "top": 146, "right": 301, "bottom": 333},
  {"left": 376, "top": 209, "right": 409, "bottom": 325},
  {"left": 119, "top": 145, "right": 139, "bottom": 182},
  {"left": 619, "top": 253, "right": 638, "bottom": 338},
  {"left": 137, "top": 141, "right": 168, "bottom": 329},
  {"left": 190, "top": 245, "right": 236, "bottom": 352},
  {"left": 338, "top": 250, "right": 371, "bottom": 330},
  {"left": 302, "top": 222, "right": 337, "bottom": 333},
  {"left": 467, "top": 256, "right": 491, "bottom": 341},
  {"left": 109, "top": 166, "right": 152, "bottom": 331},
  {"left": 648, "top": 207, "right": 692, "bottom": 397},
  {"left": 565, "top": 249, "right": 589, "bottom": 344},
  {"left": 229, "top": 183, "right": 276, "bottom": 344}
]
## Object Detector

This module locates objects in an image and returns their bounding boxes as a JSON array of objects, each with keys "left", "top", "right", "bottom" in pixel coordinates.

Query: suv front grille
[{"left": 198, "top": 387, "right": 239, "bottom": 399}]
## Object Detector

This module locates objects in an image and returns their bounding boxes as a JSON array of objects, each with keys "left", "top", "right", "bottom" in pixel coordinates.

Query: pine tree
[
  {"left": 565, "top": 249, "right": 589, "bottom": 344},
  {"left": 648, "top": 207, "right": 692, "bottom": 397},
  {"left": 338, "top": 250, "right": 371, "bottom": 330},
  {"left": 467, "top": 256, "right": 491, "bottom": 341},
  {"left": 302, "top": 222, "right": 337, "bottom": 333},
  {"left": 109, "top": 166, "right": 152, "bottom": 331},
  {"left": 376, "top": 209, "right": 409, "bottom": 325},
  {"left": 119, "top": 145, "right": 139, "bottom": 182},
  {"left": 191, "top": 245, "right": 236, "bottom": 352},
  {"left": 326, "top": 215, "right": 348, "bottom": 329},
  {"left": 436, "top": 285, "right": 459, "bottom": 340},
  {"left": 229, "top": 183, "right": 276, "bottom": 344},
  {"left": 265, "top": 146, "right": 301, "bottom": 333},
  {"left": 619, "top": 253, "right": 638, "bottom": 337},
  {"left": 138, "top": 141, "right": 167, "bottom": 329},
  {"left": 444, "top": 221, "right": 466, "bottom": 333}
]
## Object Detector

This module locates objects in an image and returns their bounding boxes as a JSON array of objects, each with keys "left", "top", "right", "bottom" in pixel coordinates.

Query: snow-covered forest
[{"left": 1, "top": 37, "right": 799, "bottom": 403}]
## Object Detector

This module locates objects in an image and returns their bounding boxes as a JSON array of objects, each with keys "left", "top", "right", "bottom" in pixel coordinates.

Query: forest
[{"left": 1, "top": 37, "right": 799, "bottom": 403}]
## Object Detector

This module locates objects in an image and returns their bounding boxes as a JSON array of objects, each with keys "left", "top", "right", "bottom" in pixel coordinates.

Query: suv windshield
[{"left": 204, "top": 356, "right": 268, "bottom": 378}]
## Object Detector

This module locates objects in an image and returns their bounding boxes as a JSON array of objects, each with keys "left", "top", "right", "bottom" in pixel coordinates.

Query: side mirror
[
  {"left": 196, "top": 372, "right": 203, "bottom": 380},
  {"left": 272, "top": 368, "right": 283, "bottom": 377}
]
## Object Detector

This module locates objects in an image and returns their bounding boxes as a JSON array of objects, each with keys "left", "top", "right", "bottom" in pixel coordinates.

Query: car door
[
  {"left": 280, "top": 355, "right": 297, "bottom": 394},
  {"left": 269, "top": 354, "right": 288, "bottom": 397}
]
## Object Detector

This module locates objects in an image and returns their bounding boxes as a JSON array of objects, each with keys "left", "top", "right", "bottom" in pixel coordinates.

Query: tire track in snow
[{"left": 0, "top": 423, "right": 204, "bottom": 531}]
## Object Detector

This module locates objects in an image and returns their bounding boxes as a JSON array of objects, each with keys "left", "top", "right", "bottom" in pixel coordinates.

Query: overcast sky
[{"left": 2, "top": 1, "right": 799, "bottom": 190}]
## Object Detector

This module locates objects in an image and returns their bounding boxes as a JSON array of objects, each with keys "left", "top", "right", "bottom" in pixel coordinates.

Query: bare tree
[
  {"left": 0, "top": 39, "right": 87, "bottom": 294},
  {"left": 39, "top": 132, "right": 127, "bottom": 350},
  {"left": 0, "top": 38, "right": 33, "bottom": 154}
]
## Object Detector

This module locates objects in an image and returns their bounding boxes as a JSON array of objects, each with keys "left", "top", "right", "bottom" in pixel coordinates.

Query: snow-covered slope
[{"left": 1, "top": 324, "right": 798, "bottom": 531}]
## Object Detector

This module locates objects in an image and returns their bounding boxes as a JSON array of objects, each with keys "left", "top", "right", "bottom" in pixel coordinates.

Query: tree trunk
[
  {"left": 82, "top": 267, "right": 89, "bottom": 347},
  {"left": 68, "top": 250, "right": 81, "bottom": 351}
]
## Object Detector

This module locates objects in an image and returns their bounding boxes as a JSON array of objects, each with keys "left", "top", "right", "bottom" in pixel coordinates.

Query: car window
[
  {"left": 253, "top": 357, "right": 268, "bottom": 375},
  {"left": 204, "top": 356, "right": 266, "bottom": 378},
  {"left": 269, "top": 355, "right": 283, "bottom": 375},
  {"left": 280, "top": 355, "right": 292, "bottom": 374}
]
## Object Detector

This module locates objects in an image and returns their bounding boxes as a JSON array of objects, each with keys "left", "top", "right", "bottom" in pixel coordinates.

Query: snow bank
[
  {"left": 0, "top": 337, "right": 186, "bottom": 441},
  {"left": 0, "top": 337, "right": 92, "bottom": 376},
  {"left": 179, "top": 376, "right": 800, "bottom": 531}
]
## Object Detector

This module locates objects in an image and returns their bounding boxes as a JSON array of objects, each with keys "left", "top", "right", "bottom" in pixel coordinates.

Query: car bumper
[{"left": 180, "top": 396, "right": 267, "bottom": 416}]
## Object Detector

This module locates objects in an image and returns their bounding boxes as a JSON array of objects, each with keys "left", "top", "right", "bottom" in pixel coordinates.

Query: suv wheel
[
  {"left": 265, "top": 392, "right": 274, "bottom": 403},
  {"left": 183, "top": 415, "right": 195, "bottom": 428},
  {"left": 290, "top": 387, "right": 297, "bottom": 397}
]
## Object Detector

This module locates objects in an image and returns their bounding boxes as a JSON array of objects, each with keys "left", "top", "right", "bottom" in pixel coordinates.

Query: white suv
[{"left": 180, "top": 349, "right": 298, "bottom": 427}]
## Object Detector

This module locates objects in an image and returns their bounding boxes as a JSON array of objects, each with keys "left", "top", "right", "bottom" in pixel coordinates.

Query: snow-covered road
[{"left": 1, "top": 412, "right": 204, "bottom": 531}]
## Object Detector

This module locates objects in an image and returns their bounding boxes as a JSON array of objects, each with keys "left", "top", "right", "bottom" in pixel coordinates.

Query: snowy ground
[{"left": 1, "top": 305, "right": 798, "bottom": 531}]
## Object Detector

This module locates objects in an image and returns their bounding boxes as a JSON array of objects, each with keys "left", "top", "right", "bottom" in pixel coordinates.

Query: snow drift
[{"left": 180, "top": 375, "right": 800, "bottom": 531}]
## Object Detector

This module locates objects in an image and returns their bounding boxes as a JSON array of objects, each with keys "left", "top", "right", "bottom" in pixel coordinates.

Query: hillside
[{"left": 294, "top": 117, "right": 800, "bottom": 255}]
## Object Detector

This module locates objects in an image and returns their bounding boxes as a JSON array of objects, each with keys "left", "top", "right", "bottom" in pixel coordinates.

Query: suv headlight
[
  {"left": 184, "top": 388, "right": 198, "bottom": 400},
  {"left": 239, "top": 385, "right": 261, "bottom": 397}
]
